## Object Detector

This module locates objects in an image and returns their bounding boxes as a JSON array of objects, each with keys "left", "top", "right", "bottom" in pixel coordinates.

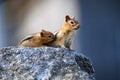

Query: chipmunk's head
[
  {"left": 40, "top": 29, "right": 55, "bottom": 44},
  {"left": 64, "top": 15, "right": 79, "bottom": 30}
]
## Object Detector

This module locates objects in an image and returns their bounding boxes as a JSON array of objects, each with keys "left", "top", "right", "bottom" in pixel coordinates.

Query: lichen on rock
[{"left": 0, "top": 46, "right": 95, "bottom": 80}]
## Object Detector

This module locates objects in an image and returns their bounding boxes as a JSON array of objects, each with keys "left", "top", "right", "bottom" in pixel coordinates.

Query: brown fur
[
  {"left": 19, "top": 30, "right": 55, "bottom": 47},
  {"left": 47, "top": 15, "right": 79, "bottom": 49}
]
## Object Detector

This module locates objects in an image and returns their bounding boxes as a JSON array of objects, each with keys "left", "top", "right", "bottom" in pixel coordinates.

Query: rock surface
[{"left": 0, "top": 46, "right": 95, "bottom": 80}]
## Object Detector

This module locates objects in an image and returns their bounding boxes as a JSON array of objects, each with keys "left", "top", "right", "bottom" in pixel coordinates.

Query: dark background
[{"left": 79, "top": 0, "right": 120, "bottom": 80}]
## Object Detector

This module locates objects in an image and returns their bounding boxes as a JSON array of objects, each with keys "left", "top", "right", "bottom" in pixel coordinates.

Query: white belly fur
[{"left": 65, "top": 31, "right": 75, "bottom": 49}]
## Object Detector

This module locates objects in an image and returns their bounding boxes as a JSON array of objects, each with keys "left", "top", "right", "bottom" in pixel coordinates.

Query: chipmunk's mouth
[{"left": 74, "top": 26, "right": 79, "bottom": 30}]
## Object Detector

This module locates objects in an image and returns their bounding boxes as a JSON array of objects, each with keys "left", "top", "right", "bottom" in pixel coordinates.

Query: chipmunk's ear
[
  {"left": 40, "top": 32, "right": 44, "bottom": 37},
  {"left": 72, "top": 16, "right": 75, "bottom": 20},
  {"left": 42, "top": 29, "right": 47, "bottom": 32},
  {"left": 65, "top": 15, "right": 71, "bottom": 22}
]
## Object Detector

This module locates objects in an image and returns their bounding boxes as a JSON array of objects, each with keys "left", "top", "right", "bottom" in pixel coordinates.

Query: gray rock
[{"left": 0, "top": 46, "right": 95, "bottom": 80}]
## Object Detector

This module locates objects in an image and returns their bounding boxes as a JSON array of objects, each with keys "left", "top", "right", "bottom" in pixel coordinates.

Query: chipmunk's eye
[
  {"left": 47, "top": 35, "right": 52, "bottom": 38},
  {"left": 70, "top": 20, "right": 75, "bottom": 26},
  {"left": 71, "top": 21, "right": 74, "bottom": 24}
]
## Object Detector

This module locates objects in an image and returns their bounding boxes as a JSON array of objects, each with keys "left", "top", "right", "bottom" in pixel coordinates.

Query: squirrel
[
  {"left": 19, "top": 29, "right": 55, "bottom": 47},
  {"left": 47, "top": 15, "right": 79, "bottom": 49}
]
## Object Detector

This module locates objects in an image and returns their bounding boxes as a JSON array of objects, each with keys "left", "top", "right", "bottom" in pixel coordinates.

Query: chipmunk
[
  {"left": 47, "top": 15, "right": 79, "bottom": 49},
  {"left": 19, "top": 29, "right": 55, "bottom": 47}
]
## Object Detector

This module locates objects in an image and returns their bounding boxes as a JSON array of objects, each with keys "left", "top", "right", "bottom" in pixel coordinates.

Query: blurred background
[{"left": 0, "top": 0, "right": 120, "bottom": 80}]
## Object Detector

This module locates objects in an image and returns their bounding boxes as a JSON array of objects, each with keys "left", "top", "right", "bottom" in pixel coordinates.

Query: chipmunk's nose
[
  {"left": 77, "top": 25, "right": 80, "bottom": 29},
  {"left": 74, "top": 25, "right": 80, "bottom": 30}
]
